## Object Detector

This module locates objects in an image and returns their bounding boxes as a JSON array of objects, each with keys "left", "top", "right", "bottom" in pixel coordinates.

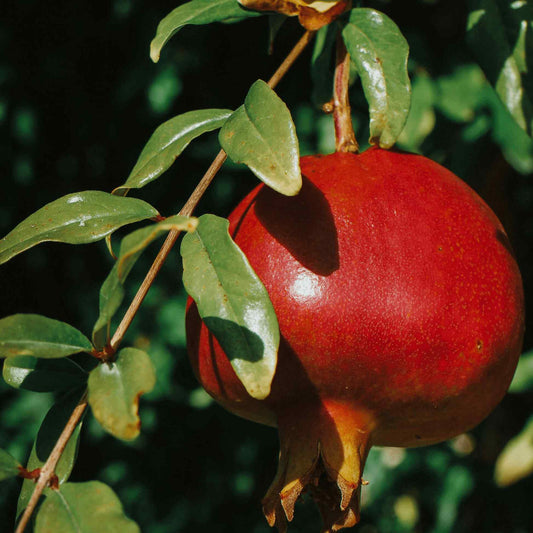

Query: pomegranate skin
[{"left": 186, "top": 148, "right": 524, "bottom": 532}]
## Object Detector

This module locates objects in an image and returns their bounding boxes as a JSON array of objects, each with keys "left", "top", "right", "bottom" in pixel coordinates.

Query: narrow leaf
[
  {"left": 181, "top": 214, "right": 279, "bottom": 399},
  {"left": 342, "top": 8, "right": 411, "bottom": 148},
  {"left": 3, "top": 356, "right": 87, "bottom": 392},
  {"left": 35, "top": 481, "right": 140, "bottom": 533},
  {"left": 0, "top": 191, "right": 159, "bottom": 265},
  {"left": 92, "top": 263, "right": 123, "bottom": 352},
  {"left": 151, "top": 0, "right": 262, "bottom": 62},
  {"left": 0, "top": 448, "right": 21, "bottom": 481},
  {"left": 268, "top": 14, "right": 287, "bottom": 54},
  {"left": 92, "top": 216, "right": 197, "bottom": 349},
  {"left": 0, "top": 314, "right": 92, "bottom": 359},
  {"left": 115, "top": 215, "right": 197, "bottom": 279},
  {"left": 113, "top": 109, "right": 232, "bottom": 196},
  {"left": 311, "top": 24, "right": 336, "bottom": 107},
  {"left": 17, "top": 389, "right": 85, "bottom": 518},
  {"left": 495, "top": 416, "right": 533, "bottom": 487},
  {"left": 88, "top": 348, "right": 156, "bottom": 441},
  {"left": 467, "top": 0, "right": 533, "bottom": 135},
  {"left": 219, "top": 80, "right": 301, "bottom": 196}
]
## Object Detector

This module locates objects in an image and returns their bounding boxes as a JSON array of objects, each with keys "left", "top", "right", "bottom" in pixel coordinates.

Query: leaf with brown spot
[
  {"left": 88, "top": 348, "right": 156, "bottom": 441},
  {"left": 342, "top": 8, "right": 411, "bottom": 148},
  {"left": 219, "top": 80, "right": 301, "bottom": 196}
]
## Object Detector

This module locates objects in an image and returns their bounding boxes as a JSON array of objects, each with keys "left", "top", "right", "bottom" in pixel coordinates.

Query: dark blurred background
[{"left": 1, "top": 0, "right": 532, "bottom": 532}]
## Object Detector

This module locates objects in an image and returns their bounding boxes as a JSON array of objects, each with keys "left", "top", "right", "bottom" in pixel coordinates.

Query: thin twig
[
  {"left": 333, "top": 32, "right": 358, "bottom": 153},
  {"left": 267, "top": 30, "right": 316, "bottom": 89},
  {"left": 109, "top": 29, "right": 316, "bottom": 353},
  {"left": 15, "top": 391, "right": 88, "bottom": 533}
]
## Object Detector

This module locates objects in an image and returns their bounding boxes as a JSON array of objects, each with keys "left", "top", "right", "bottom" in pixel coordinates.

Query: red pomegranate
[{"left": 185, "top": 148, "right": 524, "bottom": 532}]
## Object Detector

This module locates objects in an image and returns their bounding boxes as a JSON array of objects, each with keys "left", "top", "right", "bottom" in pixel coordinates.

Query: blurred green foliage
[{"left": 1, "top": 0, "right": 532, "bottom": 532}]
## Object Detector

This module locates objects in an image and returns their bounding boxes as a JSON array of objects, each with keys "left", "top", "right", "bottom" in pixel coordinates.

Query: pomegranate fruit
[{"left": 185, "top": 148, "right": 524, "bottom": 532}]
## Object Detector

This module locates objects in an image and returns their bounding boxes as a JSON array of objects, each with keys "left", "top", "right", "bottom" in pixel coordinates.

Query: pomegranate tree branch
[
  {"left": 13, "top": 28, "right": 317, "bottom": 533},
  {"left": 109, "top": 29, "right": 316, "bottom": 353},
  {"left": 333, "top": 32, "right": 358, "bottom": 153},
  {"left": 15, "top": 391, "right": 88, "bottom": 533}
]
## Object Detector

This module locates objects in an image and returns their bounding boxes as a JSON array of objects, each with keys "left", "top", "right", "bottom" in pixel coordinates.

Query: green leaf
[
  {"left": 17, "top": 389, "right": 85, "bottom": 518},
  {"left": 0, "top": 314, "right": 92, "bottom": 359},
  {"left": 0, "top": 191, "right": 159, "bottom": 265},
  {"left": 151, "top": 0, "right": 262, "bottom": 62},
  {"left": 509, "top": 350, "right": 533, "bottom": 393},
  {"left": 35, "top": 481, "right": 140, "bottom": 533},
  {"left": 92, "top": 216, "right": 197, "bottom": 349},
  {"left": 342, "top": 8, "right": 411, "bottom": 148},
  {"left": 0, "top": 448, "right": 21, "bottom": 481},
  {"left": 495, "top": 416, "right": 533, "bottom": 487},
  {"left": 434, "top": 63, "right": 487, "bottom": 123},
  {"left": 311, "top": 25, "right": 336, "bottom": 108},
  {"left": 219, "top": 80, "right": 301, "bottom": 196},
  {"left": 181, "top": 214, "right": 279, "bottom": 400},
  {"left": 113, "top": 109, "right": 232, "bottom": 196},
  {"left": 268, "top": 14, "right": 287, "bottom": 54},
  {"left": 487, "top": 84, "right": 533, "bottom": 174},
  {"left": 115, "top": 216, "right": 197, "bottom": 279},
  {"left": 92, "top": 263, "right": 123, "bottom": 351},
  {"left": 3, "top": 356, "right": 87, "bottom": 392},
  {"left": 88, "top": 348, "right": 156, "bottom": 441},
  {"left": 467, "top": 0, "right": 533, "bottom": 135}
]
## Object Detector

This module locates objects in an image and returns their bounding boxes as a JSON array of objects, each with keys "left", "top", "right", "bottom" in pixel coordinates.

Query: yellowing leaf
[
  {"left": 495, "top": 416, "right": 533, "bottom": 487},
  {"left": 88, "top": 348, "right": 156, "bottom": 441}
]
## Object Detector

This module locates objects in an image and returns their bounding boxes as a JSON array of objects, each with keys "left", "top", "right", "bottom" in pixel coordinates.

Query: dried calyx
[{"left": 238, "top": 0, "right": 352, "bottom": 30}]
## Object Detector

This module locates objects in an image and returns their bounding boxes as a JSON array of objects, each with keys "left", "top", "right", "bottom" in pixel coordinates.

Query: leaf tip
[
  {"left": 150, "top": 42, "right": 161, "bottom": 63},
  {"left": 284, "top": 179, "right": 303, "bottom": 197}
]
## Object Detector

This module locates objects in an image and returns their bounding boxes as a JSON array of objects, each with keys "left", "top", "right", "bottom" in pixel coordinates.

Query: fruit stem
[{"left": 333, "top": 32, "right": 358, "bottom": 153}]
